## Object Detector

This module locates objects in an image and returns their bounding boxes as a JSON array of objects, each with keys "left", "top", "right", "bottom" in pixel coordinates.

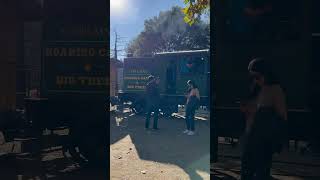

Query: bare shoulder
[
  {"left": 270, "top": 84, "right": 283, "bottom": 91},
  {"left": 191, "top": 88, "right": 198, "bottom": 92},
  {"left": 270, "top": 84, "right": 285, "bottom": 97}
]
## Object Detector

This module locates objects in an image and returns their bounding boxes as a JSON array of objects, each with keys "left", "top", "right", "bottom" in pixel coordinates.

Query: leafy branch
[{"left": 182, "top": 0, "right": 210, "bottom": 25}]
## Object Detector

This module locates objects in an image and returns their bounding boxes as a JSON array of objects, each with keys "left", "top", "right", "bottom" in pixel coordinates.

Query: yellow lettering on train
[
  {"left": 99, "top": 48, "right": 106, "bottom": 56},
  {"left": 56, "top": 76, "right": 64, "bottom": 86},
  {"left": 60, "top": 48, "right": 67, "bottom": 56},
  {"left": 56, "top": 76, "right": 76, "bottom": 86},
  {"left": 54, "top": 48, "right": 60, "bottom": 56},
  {"left": 78, "top": 77, "right": 87, "bottom": 85},
  {"left": 80, "top": 48, "right": 88, "bottom": 56},
  {"left": 46, "top": 48, "right": 53, "bottom": 56},
  {"left": 76, "top": 48, "right": 82, "bottom": 56},
  {"left": 88, "top": 48, "right": 95, "bottom": 56},
  {"left": 45, "top": 47, "right": 105, "bottom": 57},
  {"left": 68, "top": 48, "right": 75, "bottom": 56},
  {"left": 55, "top": 76, "right": 107, "bottom": 87},
  {"left": 128, "top": 69, "right": 148, "bottom": 74}
]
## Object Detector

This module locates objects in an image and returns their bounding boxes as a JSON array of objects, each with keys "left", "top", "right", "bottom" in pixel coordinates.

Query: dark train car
[
  {"left": 119, "top": 49, "right": 210, "bottom": 115},
  {"left": 213, "top": 1, "right": 314, "bottom": 143},
  {"left": 0, "top": 2, "right": 18, "bottom": 114},
  {"left": 0, "top": 1, "right": 53, "bottom": 148},
  {"left": 0, "top": 1, "right": 25, "bottom": 137},
  {"left": 24, "top": 0, "right": 108, "bottom": 166},
  {"left": 16, "top": 21, "right": 42, "bottom": 109}
]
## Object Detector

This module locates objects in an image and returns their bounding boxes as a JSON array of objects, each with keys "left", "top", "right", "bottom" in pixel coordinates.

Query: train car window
[
  {"left": 166, "top": 60, "right": 177, "bottom": 81},
  {"left": 195, "top": 57, "right": 204, "bottom": 73},
  {"left": 179, "top": 56, "right": 205, "bottom": 74},
  {"left": 180, "top": 57, "right": 190, "bottom": 73}
]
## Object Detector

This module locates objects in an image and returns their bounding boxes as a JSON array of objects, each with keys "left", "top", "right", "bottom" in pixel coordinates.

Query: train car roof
[
  {"left": 123, "top": 49, "right": 209, "bottom": 59},
  {"left": 124, "top": 57, "right": 153, "bottom": 60},
  {"left": 155, "top": 49, "right": 209, "bottom": 56}
]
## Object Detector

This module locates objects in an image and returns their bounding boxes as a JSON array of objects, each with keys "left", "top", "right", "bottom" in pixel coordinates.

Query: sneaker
[
  {"left": 183, "top": 130, "right": 189, "bottom": 134},
  {"left": 187, "top": 131, "right": 195, "bottom": 136}
]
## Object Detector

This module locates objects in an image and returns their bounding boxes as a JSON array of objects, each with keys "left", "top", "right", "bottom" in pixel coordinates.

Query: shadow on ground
[
  {"left": 0, "top": 141, "right": 106, "bottom": 179},
  {"left": 0, "top": 154, "right": 106, "bottom": 180},
  {"left": 110, "top": 108, "right": 210, "bottom": 180},
  {"left": 211, "top": 166, "right": 284, "bottom": 180}
]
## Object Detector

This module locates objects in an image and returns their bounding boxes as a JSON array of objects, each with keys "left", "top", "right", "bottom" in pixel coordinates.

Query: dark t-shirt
[{"left": 146, "top": 81, "right": 160, "bottom": 105}]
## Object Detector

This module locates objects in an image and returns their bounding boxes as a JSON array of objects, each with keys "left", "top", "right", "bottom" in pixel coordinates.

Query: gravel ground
[{"left": 110, "top": 107, "right": 210, "bottom": 180}]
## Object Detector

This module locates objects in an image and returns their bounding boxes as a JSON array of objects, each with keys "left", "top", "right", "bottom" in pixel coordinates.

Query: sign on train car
[
  {"left": 123, "top": 57, "right": 154, "bottom": 93},
  {"left": 42, "top": 0, "right": 108, "bottom": 97},
  {"left": 33, "top": 0, "right": 108, "bottom": 166},
  {"left": 44, "top": 43, "right": 107, "bottom": 95},
  {"left": 43, "top": 17, "right": 107, "bottom": 42}
]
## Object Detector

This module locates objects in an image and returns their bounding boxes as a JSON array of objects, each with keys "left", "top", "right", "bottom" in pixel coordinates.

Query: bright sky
[{"left": 110, "top": 0, "right": 185, "bottom": 60}]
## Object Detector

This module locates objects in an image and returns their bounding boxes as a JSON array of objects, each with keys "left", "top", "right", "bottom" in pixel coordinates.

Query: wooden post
[{"left": 0, "top": 1, "right": 20, "bottom": 112}]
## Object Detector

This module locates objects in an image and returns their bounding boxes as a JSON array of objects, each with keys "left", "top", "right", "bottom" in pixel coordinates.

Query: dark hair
[
  {"left": 248, "top": 57, "right": 279, "bottom": 85},
  {"left": 187, "top": 80, "right": 198, "bottom": 89},
  {"left": 148, "top": 75, "right": 155, "bottom": 81}
]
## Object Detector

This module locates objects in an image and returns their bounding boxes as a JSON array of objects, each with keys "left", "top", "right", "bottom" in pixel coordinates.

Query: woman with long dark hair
[
  {"left": 183, "top": 80, "right": 200, "bottom": 136},
  {"left": 241, "top": 58, "right": 288, "bottom": 180}
]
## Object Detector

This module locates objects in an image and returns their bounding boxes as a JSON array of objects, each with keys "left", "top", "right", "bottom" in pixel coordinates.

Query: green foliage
[
  {"left": 126, "top": 6, "right": 210, "bottom": 57},
  {"left": 182, "top": 0, "right": 210, "bottom": 25}
]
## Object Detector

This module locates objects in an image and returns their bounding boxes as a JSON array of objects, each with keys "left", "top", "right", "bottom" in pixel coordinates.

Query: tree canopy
[
  {"left": 182, "top": 0, "right": 210, "bottom": 25},
  {"left": 126, "top": 6, "right": 210, "bottom": 57}
]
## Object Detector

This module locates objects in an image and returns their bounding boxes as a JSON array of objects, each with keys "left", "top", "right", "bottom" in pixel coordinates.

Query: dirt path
[{"left": 110, "top": 109, "right": 210, "bottom": 180}]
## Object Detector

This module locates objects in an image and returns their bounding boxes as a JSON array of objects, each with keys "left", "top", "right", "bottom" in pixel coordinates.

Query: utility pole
[
  {"left": 114, "top": 30, "right": 118, "bottom": 60},
  {"left": 113, "top": 29, "right": 127, "bottom": 60}
]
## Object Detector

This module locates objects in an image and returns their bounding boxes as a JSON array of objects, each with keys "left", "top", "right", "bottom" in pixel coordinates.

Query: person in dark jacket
[
  {"left": 241, "top": 57, "right": 287, "bottom": 180},
  {"left": 145, "top": 76, "right": 160, "bottom": 130}
]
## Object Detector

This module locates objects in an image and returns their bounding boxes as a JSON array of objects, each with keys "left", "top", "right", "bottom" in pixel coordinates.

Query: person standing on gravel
[
  {"left": 183, "top": 80, "right": 200, "bottom": 136},
  {"left": 145, "top": 76, "right": 160, "bottom": 130}
]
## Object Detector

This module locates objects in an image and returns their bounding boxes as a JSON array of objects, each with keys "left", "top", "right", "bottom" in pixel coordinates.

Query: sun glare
[{"left": 111, "top": 0, "right": 125, "bottom": 13}]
